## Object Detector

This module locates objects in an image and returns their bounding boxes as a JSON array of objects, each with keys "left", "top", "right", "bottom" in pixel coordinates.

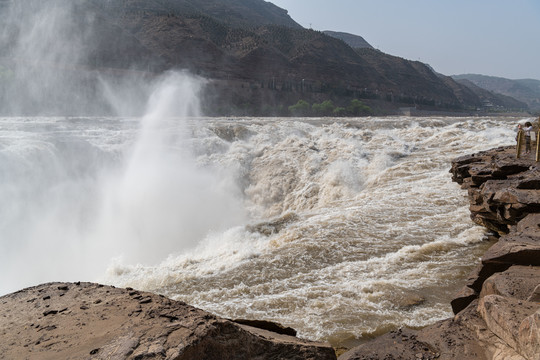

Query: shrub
[
  {"left": 348, "top": 99, "right": 372, "bottom": 116},
  {"left": 333, "top": 106, "right": 347, "bottom": 116},
  {"left": 312, "top": 100, "right": 334, "bottom": 116},
  {"left": 288, "top": 99, "right": 310, "bottom": 116}
]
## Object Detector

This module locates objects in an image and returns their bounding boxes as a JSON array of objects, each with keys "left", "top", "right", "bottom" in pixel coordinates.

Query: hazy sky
[{"left": 269, "top": 0, "right": 540, "bottom": 80}]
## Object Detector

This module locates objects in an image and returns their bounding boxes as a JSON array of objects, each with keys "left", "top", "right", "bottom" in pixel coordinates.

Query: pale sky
[{"left": 269, "top": 0, "right": 540, "bottom": 80}]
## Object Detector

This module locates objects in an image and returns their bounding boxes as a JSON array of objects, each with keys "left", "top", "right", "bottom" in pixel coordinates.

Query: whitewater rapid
[{"left": 0, "top": 115, "right": 525, "bottom": 347}]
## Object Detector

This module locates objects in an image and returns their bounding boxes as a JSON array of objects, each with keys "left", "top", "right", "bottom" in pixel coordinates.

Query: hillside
[
  {"left": 454, "top": 78, "right": 529, "bottom": 111},
  {"left": 0, "top": 0, "right": 528, "bottom": 115},
  {"left": 87, "top": 0, "right": 302, "bottom": 29},
  {"left": 323, "top": 31, "right": 373, "bottom": 49},
  {"left": 80, "top": 0, "right": 504, "bottom": 114},
  {"left": 453, "top": 74, "right": 540, "bottom": 111}
]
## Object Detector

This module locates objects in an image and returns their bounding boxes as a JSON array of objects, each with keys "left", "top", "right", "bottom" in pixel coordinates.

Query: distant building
[{"left": 399, "top": 107, "right": 417, "bottom": 116}]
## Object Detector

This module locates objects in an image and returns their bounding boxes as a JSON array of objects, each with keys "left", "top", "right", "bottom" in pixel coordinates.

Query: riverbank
[{"left": 340, "top": 145, "right": 540, "bottom": 359}]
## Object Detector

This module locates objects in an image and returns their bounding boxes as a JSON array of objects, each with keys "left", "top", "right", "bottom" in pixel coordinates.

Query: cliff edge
[{"left": 340, "top": 146, "right": 540, "bottom": 360}]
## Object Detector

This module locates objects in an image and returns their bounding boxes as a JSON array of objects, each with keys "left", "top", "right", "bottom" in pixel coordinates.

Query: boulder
[
  {"left": 482, "top": 234, "right": 540, "bottom": 267},
  {"left": 449, "top": 300, "right": 525, "bottom": 360},
  {"left": 0, "top": 282, "right": 336, "bottom": 360},
  {"left": 480, "top": 265, "right": 540, "bottom": 301},
  {"left": 528, "top": 285, "right": 540, "bottom": 302},
  {"left": 449, "top": 146, "right": 530, "bottom": 188},
  {"left": 337, "top": 327, "right": 441, "bottom": 360},
  {"left": 337, "top": 300, "right": 520, "bottom": 360},
  {"left": 478, "top": 295, "right": 539, "bottom": 359},
  {"left": 518, "top": 309, "right": 540, "bottom": 359},
  {"left": 450, "top": 146, "right": 540, "bottom": 235},
  {"left": 450, "top": 261, "right": 516, "bottom": 315},
  {"left": 447, "top": 145, "right": 540, "bottom": 359},
  {"left": 450, "top": 264, "right": 488, "bottom": 314},
  {"left": 516, "top": 213, "right": 540, "bottom": 236}
]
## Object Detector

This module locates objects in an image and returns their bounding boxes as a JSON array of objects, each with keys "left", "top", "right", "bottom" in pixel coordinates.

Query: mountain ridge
[
  {"left": 453, "top": 74, "right": 540, "bottom": 111},
  {"left": 323, "top": 31, "right": 373, "bottom": 49},
  {"left": 0, "top": 0, "right": 531, "bottom": 115}
]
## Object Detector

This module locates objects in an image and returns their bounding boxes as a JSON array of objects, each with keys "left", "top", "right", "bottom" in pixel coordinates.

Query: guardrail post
[
  {"left": 516, "top": 129, "right": 523, "bottom": 158},
  {"left": 536, "top": 130, "right": 540, "bottom": 162}
]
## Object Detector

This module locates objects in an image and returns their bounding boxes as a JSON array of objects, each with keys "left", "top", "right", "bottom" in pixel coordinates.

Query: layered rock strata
[
  {"left": 0, "top": 282, "right": 336, "bottom": 360},
  {"left": 339, "top": 146, "right": 540, "bottom": 360}
]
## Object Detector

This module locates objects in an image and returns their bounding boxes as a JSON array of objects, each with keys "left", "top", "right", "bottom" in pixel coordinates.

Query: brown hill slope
[
  {"left": 0, "top": 0, "right": 523, "bottom": 115},
  {"left": 84, "top": 2, "right": 481, "bottom": 112},
  {"left": 453, "top": 74, "right": 540, "bottom": 111},
  {"left": 455, "top": 78, "right": 529, "bottom": 111},
  {"left": 323, "top": 31, "right": 373, "bottom": 49}
]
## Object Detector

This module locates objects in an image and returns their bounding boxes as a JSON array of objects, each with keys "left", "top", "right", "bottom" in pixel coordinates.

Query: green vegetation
[
  {"left": 288, "top": 99, "right": 310, "bottom": 116},
  {"left": 348, "top": 99, "right": 372, "bottom": 116},
  {"left": 312, "top": 100, "right": 334, "bottom": 116},
  {"left": 288, "top": 99, "right": 372, "bottom": 117},
  {"left": 333, "top": 107, "right": 347, "bottom": 116}
]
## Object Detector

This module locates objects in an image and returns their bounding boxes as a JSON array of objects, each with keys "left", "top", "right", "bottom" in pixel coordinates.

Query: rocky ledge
[
  {"left": 339, "top": 145, "right": 540, "bottom": 360},
  {"left": 0, "top": 282, "right": 336, "bottom": 360}
]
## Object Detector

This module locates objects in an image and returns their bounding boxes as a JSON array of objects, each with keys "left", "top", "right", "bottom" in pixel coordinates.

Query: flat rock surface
[
  {"left": 481, "top": 234, "right": 540, "bottom": 266},
  {"left": 0, "top": 282, "right": 336, "bottom": 360},
  {"left": 516, "top": 213, "right": 540, "bottom": 236},
  {"left": 338, "top": 327, "right": 441, "bottom": 360},
  {"left": 481, "top": 265, "right": 540, "bottom": 300}
]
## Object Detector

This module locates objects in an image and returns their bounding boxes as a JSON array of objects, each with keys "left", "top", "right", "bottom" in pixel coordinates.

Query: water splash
[
  {"left": 93, "top": 72, "right": 246, "bottom": 266},
  {"left": 0, "top": 72, "right": 246, "bottom": 293},
  {"left": 97, "top": 116, "right": 524, "bottom": 346}
]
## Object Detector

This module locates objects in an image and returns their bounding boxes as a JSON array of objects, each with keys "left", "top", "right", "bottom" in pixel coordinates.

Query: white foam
[{"left": 0, "top": 115, "right": 520, "bottom": 344}]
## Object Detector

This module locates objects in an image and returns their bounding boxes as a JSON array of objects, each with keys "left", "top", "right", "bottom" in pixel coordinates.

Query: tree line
[{"left": 288, "top": 99, "right": 372, "bottom": 117}]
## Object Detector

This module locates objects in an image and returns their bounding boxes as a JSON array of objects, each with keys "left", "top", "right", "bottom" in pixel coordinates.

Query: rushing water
[{"left": 0, "top": 115, "right": 526, "bottom": 347}]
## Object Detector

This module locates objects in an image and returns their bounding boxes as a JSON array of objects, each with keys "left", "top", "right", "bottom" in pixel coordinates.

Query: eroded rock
[
  {"left": 480, "top": 265, "right": 540, "bottom": 300},
  {"left": 478, "top": 295, "right": 539, "bottom": 358},
  {"left": 0, "top": 282, "right": 336, "bottom": 360}
]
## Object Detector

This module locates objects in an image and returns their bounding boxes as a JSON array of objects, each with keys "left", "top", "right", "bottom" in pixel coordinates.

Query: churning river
[{"left": 0, "top": 114, "right": 526, "bottom": 347}]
